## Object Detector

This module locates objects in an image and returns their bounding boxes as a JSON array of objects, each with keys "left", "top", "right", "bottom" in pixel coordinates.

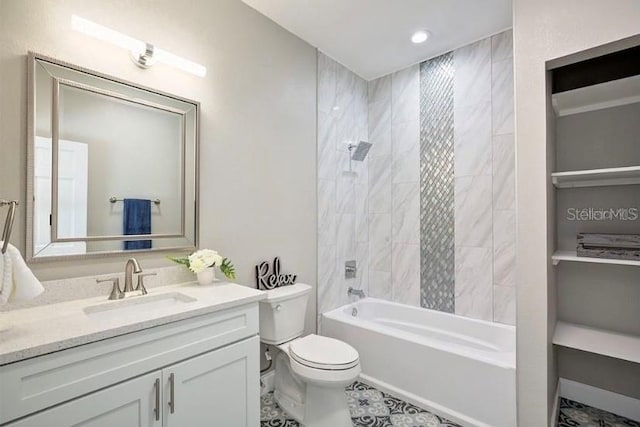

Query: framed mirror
[{"left": 27, "top": 53, "right": 199, "bottom": 261}]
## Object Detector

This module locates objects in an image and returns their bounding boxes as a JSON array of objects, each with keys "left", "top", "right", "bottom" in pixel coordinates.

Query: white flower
[
  {"left": 187, "top": 256, "right": 206, "bottom": 273},
  {"left": 188, "top": 249, "right": 225, "bottom": 273}
]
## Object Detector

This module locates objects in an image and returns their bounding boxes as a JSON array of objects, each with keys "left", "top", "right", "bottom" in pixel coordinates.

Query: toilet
[{"left": 259, "top": 283, "right": 360, "bottom": 427}]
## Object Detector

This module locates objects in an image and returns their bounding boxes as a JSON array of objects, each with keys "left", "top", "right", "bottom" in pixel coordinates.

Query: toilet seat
[{"left": 289, "top": 334, "right": 359, "bottom": 370}]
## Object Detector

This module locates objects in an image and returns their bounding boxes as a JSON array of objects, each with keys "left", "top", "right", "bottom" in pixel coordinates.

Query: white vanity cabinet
[
  {"left": 6, "top": 371, "right": 162, "bottom": 427},
  {"left": 164, "top": 337, "right": 258, "bottom": 427},
  {"left": 0, "top": 303, "right": 260, "bottom": 427}
]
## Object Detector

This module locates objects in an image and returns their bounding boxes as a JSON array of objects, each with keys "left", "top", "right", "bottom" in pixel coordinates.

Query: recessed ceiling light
[{"left": 411, "top": 30, "right": 430, "bottom": 44}]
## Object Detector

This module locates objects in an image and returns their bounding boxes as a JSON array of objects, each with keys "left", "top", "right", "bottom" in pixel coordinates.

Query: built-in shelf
[
  {"left": 552, "top": 74, "right": 640, "bottom": 117},
  {"left": 552, "top": 250, "right": 640, "bottom": 266},
  {"left": 553, "top": 321, "right": 640, "bottom": 364},
  {"left": 552, "top": 166, "right": 640, "bottom": 188}
]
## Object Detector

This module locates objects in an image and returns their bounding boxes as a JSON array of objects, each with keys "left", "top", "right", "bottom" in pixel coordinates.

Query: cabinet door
[
  {"left": 163, "top": 336, "right": 259, "bottom": 427},
  {"left": 7, "top": 371, "right": 162, "bottom": 427}
]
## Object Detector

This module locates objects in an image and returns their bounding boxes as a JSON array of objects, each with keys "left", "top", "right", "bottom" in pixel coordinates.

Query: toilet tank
[{"left": 259, "top": 283, "right": 311, "bottom": 345}]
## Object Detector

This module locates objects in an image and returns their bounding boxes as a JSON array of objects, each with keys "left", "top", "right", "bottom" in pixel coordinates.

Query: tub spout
[{"left": 347, "top": 287, "right": 365, "bottom": 299}]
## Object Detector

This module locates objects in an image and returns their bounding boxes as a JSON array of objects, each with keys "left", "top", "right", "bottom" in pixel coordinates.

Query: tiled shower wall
[
  {"left": 317, "top": 52, "right": 369, "bottom": 317},
  {"left": 368, "top": 66, "right": 421, "bottom": 306},
  {"left": 455, "top": 31, "right": 515, "bottom": 324},
  {"left": 366, "top": 30, "right": 515, "bottom": 324}
]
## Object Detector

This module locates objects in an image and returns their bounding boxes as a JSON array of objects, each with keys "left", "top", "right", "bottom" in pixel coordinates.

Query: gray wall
[
  {"left": 0, "top": 0, "right": 318, "bottom": 333},
  {"left": 514, "top": 0, "right": 640, "bottom": 424}
]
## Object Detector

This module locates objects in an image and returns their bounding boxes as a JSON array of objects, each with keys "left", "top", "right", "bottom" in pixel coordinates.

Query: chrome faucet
[
  {"left": 347, "top": 287, "right": 365, "bottom": 299},
  {"left": 124, "top": 258, "right": 142, "bottom": 293}
]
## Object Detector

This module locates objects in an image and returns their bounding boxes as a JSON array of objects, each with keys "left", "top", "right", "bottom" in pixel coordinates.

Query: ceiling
[{"left": 241, "top": 0, "right": 512, "bottom": 80}]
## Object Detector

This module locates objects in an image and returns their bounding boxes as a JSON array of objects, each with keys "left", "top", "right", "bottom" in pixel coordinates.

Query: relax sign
[{"left": 255, "top": 257, "right": 297, "bottom": 290}]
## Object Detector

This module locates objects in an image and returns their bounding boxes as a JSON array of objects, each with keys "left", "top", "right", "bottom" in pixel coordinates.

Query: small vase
[{"left": 196, "top": 267, "right": 216, "bottom": 285}]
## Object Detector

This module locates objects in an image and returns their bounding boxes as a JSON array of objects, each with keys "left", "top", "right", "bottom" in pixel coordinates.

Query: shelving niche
[{"left": 550, "top": 52, "right": 640, "bottom": 415}]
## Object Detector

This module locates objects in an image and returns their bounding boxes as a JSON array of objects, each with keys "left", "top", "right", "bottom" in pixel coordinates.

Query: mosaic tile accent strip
[
  {"left": 261, "top": 381, "right": 461, "bottom": 427},
  {"left": 419, "top": 52, "right": 455, "bottom": 313},
  {"left": 557, "top": 398, "right": 640, "bottom": 427}
]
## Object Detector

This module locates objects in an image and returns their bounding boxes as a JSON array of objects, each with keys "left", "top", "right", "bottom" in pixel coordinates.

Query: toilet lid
[{"left": 289, "top": 334, "right": 359, "bottom": 370}]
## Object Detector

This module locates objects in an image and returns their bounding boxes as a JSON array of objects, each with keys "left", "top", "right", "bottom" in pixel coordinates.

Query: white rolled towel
[{"left": 0, "top": 242, "right": 44, "bottom": 304}]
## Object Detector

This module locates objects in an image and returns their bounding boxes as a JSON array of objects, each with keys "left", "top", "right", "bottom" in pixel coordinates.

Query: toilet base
[
  {"left": 303, "top": 383, "right": 352, "bottom": 427},
  {"left": 273, "top": 350, "right": 354, "bottom": 427}
]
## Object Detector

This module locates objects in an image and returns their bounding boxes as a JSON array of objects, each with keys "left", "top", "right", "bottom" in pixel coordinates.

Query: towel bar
[
  {"left": 1, "top": 200, "right": 19, "bottom": 255},
  {"left": 109, "top": 197, "right": 160, "bottom": 205}
]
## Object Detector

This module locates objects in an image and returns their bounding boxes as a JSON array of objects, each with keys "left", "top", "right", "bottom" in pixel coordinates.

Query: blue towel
[{"left": 123, "top": 199, "right": 152, "bottom": 250}]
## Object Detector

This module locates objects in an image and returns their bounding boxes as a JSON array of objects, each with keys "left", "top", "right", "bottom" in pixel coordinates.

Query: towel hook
[{"left": 1, "top": 200, "right": 19, "bottom": 255}]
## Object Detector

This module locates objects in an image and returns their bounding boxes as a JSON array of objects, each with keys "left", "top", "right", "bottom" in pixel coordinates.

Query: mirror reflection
[{"left": 29, "top": 54, "right": 198, "bottom": 260}]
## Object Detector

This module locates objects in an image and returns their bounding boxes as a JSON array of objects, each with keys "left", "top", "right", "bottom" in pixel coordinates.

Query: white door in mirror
[{"left": 34, "top": 136, "right": 88, "bottom": 256}]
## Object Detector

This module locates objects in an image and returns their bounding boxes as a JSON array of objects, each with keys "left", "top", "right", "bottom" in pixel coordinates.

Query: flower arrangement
[{"left": 169, "top": 249, "right": 236, "bottom": 280}]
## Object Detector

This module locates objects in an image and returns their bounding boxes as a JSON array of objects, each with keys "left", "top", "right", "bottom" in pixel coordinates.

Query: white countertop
[{"left": 0, "top": 281, "right": 265, "bottom": 365}]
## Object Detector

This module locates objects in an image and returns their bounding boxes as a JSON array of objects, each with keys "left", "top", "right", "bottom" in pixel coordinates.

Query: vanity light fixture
[
  {"left": 411, "top": 30, "right": 430, "bottom": 44},
  {"left": 71, "top": 15, "right": 207, "bottom": 77}
]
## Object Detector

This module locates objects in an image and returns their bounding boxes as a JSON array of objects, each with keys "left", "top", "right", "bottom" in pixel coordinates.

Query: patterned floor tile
[
  {"left": 260, "top": 381, "right": 462, "bottom": 427},
  {"left": 557, "top": 398, "right": 640, "bottom": 427}
]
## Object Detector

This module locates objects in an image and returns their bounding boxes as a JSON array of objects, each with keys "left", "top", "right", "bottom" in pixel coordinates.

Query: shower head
[{"left": 349, "top": 141, "right": 372, "bottom": 161}]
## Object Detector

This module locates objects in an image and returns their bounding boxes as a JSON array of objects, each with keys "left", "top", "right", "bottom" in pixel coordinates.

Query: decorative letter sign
[{"left": 256, "top": 257, "right": 297, "bottom": 290}]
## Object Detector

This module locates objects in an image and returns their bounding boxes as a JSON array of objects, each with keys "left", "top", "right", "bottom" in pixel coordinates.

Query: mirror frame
[{"left": 26, "top": 52, "right": 200, "bottom": 262}]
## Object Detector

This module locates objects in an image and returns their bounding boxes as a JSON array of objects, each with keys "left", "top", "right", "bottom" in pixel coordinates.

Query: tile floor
[
  {"left": 260, "top": 381, "right": 462, "bottom": 427},
  {"left": 557, "top": 398, "right": 640, "bottom": 427},
  {"left": 261, "top": 382, "right": 640, "bottom": 427}
]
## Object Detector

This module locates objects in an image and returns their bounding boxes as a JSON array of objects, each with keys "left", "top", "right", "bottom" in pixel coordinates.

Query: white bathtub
[{"left": 322, "top": 298, "right": 516, "bottom": 427}]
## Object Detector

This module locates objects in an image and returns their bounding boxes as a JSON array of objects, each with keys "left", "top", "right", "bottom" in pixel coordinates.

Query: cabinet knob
[{"left": 275, "top": 304, "right": 282, "bottom": 312}]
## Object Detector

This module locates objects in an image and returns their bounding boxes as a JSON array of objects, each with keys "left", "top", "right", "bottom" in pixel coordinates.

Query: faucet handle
[
  {"left": 135, "top": 272, "right": 157, "bottom": 295},
  {"left": 97, "top": 277, "right": 123, "bottom": 300}
]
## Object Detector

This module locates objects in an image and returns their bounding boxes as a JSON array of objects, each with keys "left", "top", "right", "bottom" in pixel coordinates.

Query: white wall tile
[
  {"left": 317, "top": 244, "right": 338, "bottom": 314},
  {"left": 360, "top": 31, "right": 514, "bottom": 325},
  {"left": 368, "top": 75, "right": 391, "bottom": 103},
  {"left": 391, "top": 119, "right": 420, "bottom": 183},
  {"left": 335, "top": 101, "right": 356, "bottom": 151},
  {"left": 493, "top": 133, "right": 515, "bottom": 210},
  {"left": 369, "top": 270, "right": 392, "bottom": 299},
  {"left": 455, "top": 175, "right": 492, "bottom": 248},
  {"left": 491, "top": 29, "right": 513, "bottom": 62},
  {"left": 369, "top": 213, "right": 391, "bottom": 271},
  {"left": 494, "top": 209, "right": 516, "bottom": 287},
  {"left": 317, "top": 111, "right": 337, "bottom": 180},
  {"left": 392, "top": 65, "right": 420, "bottom": 125},
  {"left": 493, "top": 285, "right": 516, "bottom": 325},
  {"left": 492, "top": 58, "right": 514, "bottom": 135},
  {"left": 392, "top": 145, "right": 420, "bottom": 183},
  {"left": 317, "top": 52, "right": 369, "bottom": 315},
  {"left": 392, "top": 243, "right": 421, "bottom": 306},
  {"left": 356, "top": 242, "right": 369, "bottom": 293},
  {"left": 318, "top": 52, "right": 337, "bottom": 114},
  {"left": 318, "top": 179, "right": 336, "bottom": 246},
  {"left": 454, "top": 102, "right": 492, "bottom": 177},
  {"left": 391, "top": 182, "right": 420, "bottom": 244},
  {"left": 454, "top": 38, "right": 491, "bottom": 109},
  {"left": 369, "top": 100, "right": 392, "bottom": 158},
  {"left": 455, "top": 246, "right": 493, "bottom": 321},
  {"left": 336, "top": 173, "right": 355, "bottom": 214},
  {"left": 355, "top": 183, "right": 369, "bottom": 243},
  {"left": 368, "top": 156, "right": 392, "bottom": 213}
]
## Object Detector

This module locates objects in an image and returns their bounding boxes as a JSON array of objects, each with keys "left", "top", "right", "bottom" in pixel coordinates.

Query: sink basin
[{"left": 84, "top": 292, "right": 197, "bottom": 320}]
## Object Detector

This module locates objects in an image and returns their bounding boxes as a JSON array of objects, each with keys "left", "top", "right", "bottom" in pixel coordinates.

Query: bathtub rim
[{"left": 322, "top": 297, "right": 516, "bottom": 370}]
